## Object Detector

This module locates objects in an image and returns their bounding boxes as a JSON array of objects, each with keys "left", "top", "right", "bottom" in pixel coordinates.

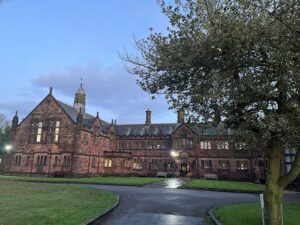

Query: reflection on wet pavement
[
  {"left": 145, "top": 178, "right": 189, "bottom": 189},
  {"left": 101, "top": 213, "right": 205, "bottom": 225}
]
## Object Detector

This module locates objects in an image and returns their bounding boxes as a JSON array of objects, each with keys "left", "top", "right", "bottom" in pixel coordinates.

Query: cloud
[
  {"left": 31, "top": 60, "right": 176, "bottom": 124},
  {"left": 0, "top": 100, "right": 36, "bottom": 122}
]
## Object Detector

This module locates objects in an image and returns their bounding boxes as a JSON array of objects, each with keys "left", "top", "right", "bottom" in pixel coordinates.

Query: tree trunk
[{"left": 264, "top": 140, "right": 283, "bottom": 225}]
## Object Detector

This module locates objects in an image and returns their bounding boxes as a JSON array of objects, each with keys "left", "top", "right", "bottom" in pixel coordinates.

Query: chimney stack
[
  {"left": 145, "top": 108, "right": 151, "bottom": 126},
  {"left": 177, "top": 109, "right": 185, "bottom": 124}
]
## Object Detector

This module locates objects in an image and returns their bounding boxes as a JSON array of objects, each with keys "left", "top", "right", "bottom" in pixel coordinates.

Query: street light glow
[
  {"left": 171, "top": 150, "right": 179, "bottom": 157},
  {"left": 4, "top": 144, "right": 12, "bottom": 151}
]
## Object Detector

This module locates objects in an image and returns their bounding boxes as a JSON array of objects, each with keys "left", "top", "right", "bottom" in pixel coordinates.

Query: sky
[{"left": 0, "top": 0, "right": 178, "bottom": 124}]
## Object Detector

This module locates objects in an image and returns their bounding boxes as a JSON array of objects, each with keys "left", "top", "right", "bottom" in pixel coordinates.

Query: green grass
[
  {"left": 214, "top": 202, "right": 300, "bottom": 225},
  {"left": 0, "top": 175, "right": 163, "bottom": 186},
  {"left": 183, "top": 179, "right": 265, "bottom": 192},
  {"left": 0, "top": 181, "right": 117, "bottom": 225}
]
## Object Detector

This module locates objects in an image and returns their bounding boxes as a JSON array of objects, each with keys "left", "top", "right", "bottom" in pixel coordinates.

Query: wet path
[
  {"left": 145, "top": 178, "right": 190, "bottom": 189},
  {"left": 88, "top": 184, "right": 260, "bottom": 225}
]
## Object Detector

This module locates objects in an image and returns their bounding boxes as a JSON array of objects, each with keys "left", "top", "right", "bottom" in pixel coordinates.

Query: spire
[
  {"left": 73, "top": 79, "right": 86, "bottom": 114},
  {"left": 49, "top": 87, "right": 53, "bottom": 95},
  {"left": 12, "top": 111, "right": 19, "bottom": 130}
]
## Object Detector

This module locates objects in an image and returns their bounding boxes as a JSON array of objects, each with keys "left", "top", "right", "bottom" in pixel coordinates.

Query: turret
[
  {"left": 10, "top": 111, "right": 19, "bottom": 141},
  {"left": 11, "top": 111, "right": 19, "bottom": 130},
  {"left": 73, "top": 79, "right": 86, "bottom": 114}
]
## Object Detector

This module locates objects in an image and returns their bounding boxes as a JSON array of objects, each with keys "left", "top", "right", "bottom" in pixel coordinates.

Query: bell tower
[{"left": 73, "top": 79, "right": 86, "bottom": 114}]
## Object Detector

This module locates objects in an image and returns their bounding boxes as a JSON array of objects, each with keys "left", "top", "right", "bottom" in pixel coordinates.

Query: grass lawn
[
  {"left": 0, "top": 181, "right": 117, "bottom": 225},
  {"left": 214, "top": 202, "right": 300, "bottom": 225},
  {"left": 183, "top": 179, "right": 265, "bottom": 193},
  {"left": 0, "top": 175, "right": 163, "bottom": 186}
]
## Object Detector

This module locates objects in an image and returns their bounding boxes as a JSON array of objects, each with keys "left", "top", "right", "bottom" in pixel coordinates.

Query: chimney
[
  {"left": 177, "top": 109, "right": 185, "bottom": 124},
  {"left": 145, "top": 108, "right": 151, "bottom": 126}
]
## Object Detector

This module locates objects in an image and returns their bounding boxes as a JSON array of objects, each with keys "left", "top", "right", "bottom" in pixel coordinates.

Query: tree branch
[{"left": 279, "top": 148, "right": 300, "bottom": 188}]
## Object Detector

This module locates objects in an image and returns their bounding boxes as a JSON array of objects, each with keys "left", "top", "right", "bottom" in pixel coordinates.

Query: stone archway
[
  {"left": 174, "top": 159, "right": 192, "bottom": 177},
  {"left": 179, "top": 162, "right": 189, "bottom": 176}
]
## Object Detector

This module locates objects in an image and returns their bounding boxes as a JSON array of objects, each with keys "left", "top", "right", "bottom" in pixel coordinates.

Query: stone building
[{"left": 5, "top": 83, "right": 296, "bottom": 182}]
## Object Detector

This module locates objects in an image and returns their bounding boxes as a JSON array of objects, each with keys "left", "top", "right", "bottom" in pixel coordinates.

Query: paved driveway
[
  {"left": 88, "top": 179, "right": 261, "bottom": 225},
  {"left": 87, "top": 178, "right": 300, "bottom": 225}
]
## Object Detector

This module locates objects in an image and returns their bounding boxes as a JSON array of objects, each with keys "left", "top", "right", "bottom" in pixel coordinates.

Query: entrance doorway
[{"left": 180, "top": 162, "right": 189, "bottom": 176}]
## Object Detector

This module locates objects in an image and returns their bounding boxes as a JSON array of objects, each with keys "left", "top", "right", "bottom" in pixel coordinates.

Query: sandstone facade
[{"left": 6, "top": 84, "right": 273, "bottom": 181}]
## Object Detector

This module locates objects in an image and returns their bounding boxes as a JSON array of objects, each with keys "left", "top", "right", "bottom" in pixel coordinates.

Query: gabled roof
[
  {"left": 116, "top": 123, "right": 179, "bottom": 136},
  {"left": 115, "top": 122, "right": 231, "bottom": 137},
  {"left": 56, "top": 100, "right": 110, "bottom": 128},
  {"left": 192, "top": 124, "right": 231, "bottom": 136},
  {"left": 57, "top": 101, "right": 93, "bottom": 122}
]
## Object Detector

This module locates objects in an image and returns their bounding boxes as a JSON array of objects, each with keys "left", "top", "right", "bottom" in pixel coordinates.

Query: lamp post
[
  {"left": 3, "top": 144, "right": 13, "bottom": 173},
  {"left": 4, "top": 144, "right": 12, "bottom": 152}
]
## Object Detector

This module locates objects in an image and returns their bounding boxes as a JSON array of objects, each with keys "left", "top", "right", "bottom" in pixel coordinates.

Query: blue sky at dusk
[{"left": 0, "top": 0, "right": 178, "bottom": 124}]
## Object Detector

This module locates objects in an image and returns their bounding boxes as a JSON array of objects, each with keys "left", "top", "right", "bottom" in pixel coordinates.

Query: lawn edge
[
  {"left": 0, "top": 177, "right": 160, "bottom": 187},
  {"left": 85, "top": 193, "right": 120, "bottom": 225},
  {"left": 181, "top": 186, "right": 263, "bottom": 194},
  {"left": 208, "top": 207, "right": 223, "bottom": 225}
]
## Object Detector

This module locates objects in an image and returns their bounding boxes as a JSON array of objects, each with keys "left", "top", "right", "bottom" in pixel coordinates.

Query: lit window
[
  {"left": 237, "top": 160, "right": 248, "bottom": 170},
  {"left": 235, "top": 142, "right": 246, "bottom": 150},
  {"left": 54, "top": 121, "right": 60, "bottom": 142},
  {"left": 36, "top": 122, "right": 43, "bottom": 142},
  {"left": 133, "top": 162, "right": 142, "bottom": 170},
  {"left": 218, "top": 160, "right": 230, "bottom": 170},
  {"left": 201, "top": 160, "right": 212, "bottom": 169},
  {"left": 217, "top": 141, "right": 229, "bottom": 149},
  {"left": 200, "top": 141, "right": 211, "bottom": 149},
  {"left": 104, "top": 159, "right": 112, "bottom": 168}
]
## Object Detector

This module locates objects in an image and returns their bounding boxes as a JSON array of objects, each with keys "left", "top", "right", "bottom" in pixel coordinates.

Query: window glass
[{"left": 36, "top": 122, "right": 43, "bottom": 142}]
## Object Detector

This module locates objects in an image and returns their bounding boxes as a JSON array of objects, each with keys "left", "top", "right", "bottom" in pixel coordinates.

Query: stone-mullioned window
[
  {"left": 217, "top": 141, "right": 229, "bottom": 150},
  {"left": 63, "top": 155, "right": 71, "bottom": 166},
  {"left": 200, "top": 141, "right": 211, "bottom": 149},
  {"left": 15, "top": 155, "right": 21, "bottom": 166},
  {"left": 175, "top": 138, "right": 193, "bottom": 149},
  {"left": 218, "top": 160, "right": 230, "bottom": 170},
  {"left": 92, "top": 157, "right": 97, "bottom": 168},
  {"left": 47, "top": 120, "right": 60, "bottom": 143},
  {"left": 201, "top": 160, "right": 212, "bottom": 169},
  {"left": 237, "top": 160, "right": 248, "bottom": 171},
  {"left": 36, "top": 155, "right": 47, "bottom": 166},
  {"left": 104, "top": 159, "right": 112, "bottom": 168}
]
